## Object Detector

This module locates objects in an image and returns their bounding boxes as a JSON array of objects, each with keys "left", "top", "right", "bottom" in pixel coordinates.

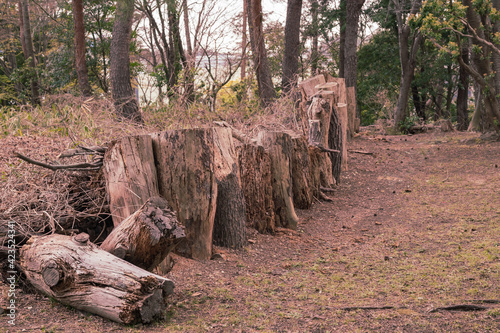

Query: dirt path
[{"left": 3, "top": 130, "right": 500, "bottom": 332}]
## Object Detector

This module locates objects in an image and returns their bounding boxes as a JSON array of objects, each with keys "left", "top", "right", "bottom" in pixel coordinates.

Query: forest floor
[{"left": 2, "top": 128, "right": 500, "bottom": 332}]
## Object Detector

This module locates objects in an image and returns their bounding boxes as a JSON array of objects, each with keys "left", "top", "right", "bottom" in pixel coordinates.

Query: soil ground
[{"left": 2, "top": 129, "right": 500, "bottom": 332}]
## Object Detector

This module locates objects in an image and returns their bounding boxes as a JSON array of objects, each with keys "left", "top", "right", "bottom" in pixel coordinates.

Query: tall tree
[
  {"left": 110, "top": 0, "right": 143, "bottom": 122},
  {"left": 282, "top": 0, "right": 302, "bottom": 93},
  {"left": 20, "top": 0, "right": 40, "bottom": 105},
  {"left": 393, "top": 0, "right": 422, "bottom": 128},
  {"left": 73, "top": 0, "right": 92, "bottom": 97},
  {"left": 240, "top": 0, "right": 248, "bottom": 80},
  {"left": 246, "top": 0, "right": 275, "bottom": 106},
  {"left": 344, "top": 0, "right": 364, "bottom": 88},
  {"left": 456, "top": 37, "right": 469, "bottom": 130}
]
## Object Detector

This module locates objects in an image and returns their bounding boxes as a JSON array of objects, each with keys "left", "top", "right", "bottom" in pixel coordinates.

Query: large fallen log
[
  {"left": 103, "top": 135, "right": 159, "bottom": 227},
  {"left": 20, "top": 233, "right": 174, "bottom": 324},
  {"left": 151, "top": 128, "right": 218, "bottom": 260},
  {"left": 212, "top": 128, "right": 247, "bottom": 248},
  {"left": 100, "top": 196, "right": 185, "bottom": 271},
  {"left": 257, "top": 131, "right": 299, "bottom": 229},
  {"left": 237, "top": 144, "right": 275, "bottom": 233}
]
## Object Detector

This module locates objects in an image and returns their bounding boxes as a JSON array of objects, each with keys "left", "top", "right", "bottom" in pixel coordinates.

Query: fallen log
[
  {"left": 237, "top": 144, "right": 275, "bottom": 233},
  {"left": 151, "top": 128, "right": 218, "bottom": 260},
  {"left": 100, "top": 197, "right": 185, "bottom": 271},
  {"left": 257, "top": 131, "right": 299, "bottom": 229},
  {"left": 103, "top": 135, "right": 159, "bottom": 227},
  {"left": 20, "top": 233, "right": 174, "bottom": 324}
]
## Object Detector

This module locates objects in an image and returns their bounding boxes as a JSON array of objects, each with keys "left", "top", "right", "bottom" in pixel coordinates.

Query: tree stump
[
  {"left": 257, "top": 131, "right": 299, "bottom": 230},
  {"left": 308, "top": 145, "right": 322, "bottom": 199},
  {"left": 347, "top": 86, "right": 357, "bottom": 137},
  {"left": 20, "top": 233, "right": 174, "bottom": 324},
  {"left": 212, "top": 128, "right": 247, "bottom": 248},
  {"left": 100, "top": 196, "right": 185, "bottom": 271},
  {"left": 337, "top": 102, "right": 349, "bottom": 171},
  {"left": 290, "top": 136, "right": 313, "bottom": 209},
  {"left": 103, "top": 135, "right": 159, "bottom": 227},
  {"left": 328, "top": 105, "right": 343, "bottom": 183},
  {"left": 151, "top": 129, "right": 217, "bottom": 260},
  {"left": 237, "top": 144, "right": 275, "bottom": 233}
]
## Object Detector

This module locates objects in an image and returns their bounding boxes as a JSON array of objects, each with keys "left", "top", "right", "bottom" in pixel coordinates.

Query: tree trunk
[
  {"left": 257, "top": 131, "right": 299, "bottom": 230},
  {"left": 394, "top": 0, "right": 422, "bottom": 128},
  {"left": 212, "top": 128, "right": 247, "bottom": 249},
  {"left": 151, "top": 129, "right": 218, "bottom": 260},
  {"left": 344, "top": 0, "right": 364, "bottom": 88},
  {"left": 103, "top": 135, "right": 159, "bottom": 227},
  {"left": 73, "top": 0, "right": 92, "bottom": 97},
  {"left": 308, "top": 145, "right": 322, "bottom": 199},
  {"left": 21, "top": 0, "right": 40, "bottom": 106},
  {"left": 100, "top": 197, "right": 185, "bottom": 271},
  {"left": 456, "top": 37, "right": 469, "bottom": 131},
  {"left": 468, "top": 82, "right": 482, "bottom": 131},
  {"left": 182, "top": 0, "right": 195, "bottom": 103},
  {"left": 247, "top": 0, "right": 275, "bottom": 105},
  {"left": 290, "top": 135, "right": 313, "bottom": 209},
  {"left": 241, "top": 0, "right": 248, "bottom": 80},
  {"left": 110, "top": 0, "right": 143, "bottom": 122},
  {"left": 20, "top": 233, "right": 174, "bottom": 324},
  {"left": 237, "top": 144, "right": 275, "bottom": 233},
  {"left": 282, "top": 0, "right": 302, "bottom": 93},
  {"left": 338, "top": 0, "right": 346, "bottom": 78},
  {"left": 346, "top": 86, "right": 356, "bottom": 137}
]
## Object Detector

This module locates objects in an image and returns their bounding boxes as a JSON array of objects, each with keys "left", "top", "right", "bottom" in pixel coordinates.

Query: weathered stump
[
  {"left": 257, "top": 131, "right": 299, "bottom": 230},
  {"left": 308, "top": 145, "right": 322, "bottom": 199},
  {"left": 103, "top": 135, "right": 159, "bottom": 227},
  {"left": 151, "top": 129, "right": 217, "bottom": 260},
  {"left": 20, "top": 233, "right": 174, "bottom": 324},
  {"left": 100, "top": 197, "right": 185, "bottom": 271},
  {"left": 212, "top": 128, "right": 247, "bottom": 248},
  {"left": 337, "top": 102, "right": 348, "bottom": 171},
  {"left": 328, "top": 105, "right": 342, "bottom": 183},
  {"left": 291, "top": 136, "right": 313, "bottom": 209},
  {"left": 237, "top": 144, "right": 275, "bottom": 233},
  {"left": 347, "top": 86, "right": 357, "bottom": 137}
]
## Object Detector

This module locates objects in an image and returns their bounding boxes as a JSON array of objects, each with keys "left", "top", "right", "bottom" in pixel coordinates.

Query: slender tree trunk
[
  {"left": 110, "top": 0, "right": 143, "bottom": 122},
  {"left": 310, "top": 0, "right": 319, "bottom": 75},
  {"left": 182, "top": 0, "right": 194, "bottom": 102},
  {"left": 394, "top": 0, "right": 422, "bottom": 128},
  {"left": 344, "top": 0, "right": 364, "bottom": 88},
  {"left": 282, "top": 0, "right": 302, "bottom": 93},
  {"left": 18, "top": 1, "right": 27, "bottom": 56},
  {"left": 456, "top": 37, "right": 469, "bottom": 131},
  {"left": 247, "top": 0, "right": 275, "bottom": 106},
  {"left": 241, "top": 0, "right": 248, "bottom": 80},
  {"left": 73, "top": 0, "right": 92, "bottom": 97},
  {"left": 338, "top": 0, "right": 346, "bottom": 78},
  {"left": 21, "top": 0, "right": 40, "bottom": 106}
]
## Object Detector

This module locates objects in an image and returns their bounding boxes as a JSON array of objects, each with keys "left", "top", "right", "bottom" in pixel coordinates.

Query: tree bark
[
  {"left": 282, "top": 0, "right": 303, "bottom": 93},
  {"left": 110, "top": 0, "right": 143, "bottom": 122},
  {"left": 456, "top": 36, "right": 469, "bottom": 131},
  {"left": 257, "top": 131, "right": 299, "bottom": 229},
  {"left": 338, "top": 0, "right": 346, "bottom": 78},
  {"left": 247, "top": 0, "right": 275, "bottom": 105},
  {"left": 73, "top": 0, "right": 92, "bottom": 97},
  {"left": 394, "top": 0, "right": 422, "bottom": 128},
  {"left": 241, "top": 0, "right": 248, "bottom": 80},
  {"left": 237, "top": 144, "right": 275, "bottom": 233},
  {"left": 290, "top": 135, "right": 313, "bottom": 209},
  {"left": 151, "top": 129, "right": 218, "bottom": 260},
  {"left": 21, "top": 0, "right": 40, "bottom": 106},
  {"left": 100, "top": 197, "right": 185, "bottom": 271},
  {"left": 344, "top": 0, "right": 365, "bottom": 88},
  {"left": 103, "top": 135, "right": 159, "bottom": 227},
  {"left": 328, "top": 105, "right": 342, "bottom": 183},
  {"left": 212, "top": 128, "right": 247, "bottom": 249},
  {"left": 20, "top": 233, "right": 174, "bottom": 324}
]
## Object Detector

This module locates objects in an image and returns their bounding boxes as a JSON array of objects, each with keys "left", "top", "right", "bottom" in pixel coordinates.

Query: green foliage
[
  {"left": 398, "top": 114, "right": 420, "bottom": 134},
  {"left": 357, "top": 30, "right": 400, "bottom": 125},
  {"left": 264, "top": 21, "right": 285, "bottom": 85}
]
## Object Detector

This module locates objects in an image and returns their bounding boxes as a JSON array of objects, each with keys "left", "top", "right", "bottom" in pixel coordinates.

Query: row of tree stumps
[{"left": 18, "top": 74, "right": 357, "bottom": 325}]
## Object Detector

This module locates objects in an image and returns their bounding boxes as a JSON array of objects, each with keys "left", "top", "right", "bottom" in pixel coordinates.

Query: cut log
[
  {"left": 103, "top": 135, "right": 159, "bottom": 227},
  {"left": 20, "top": 233, "right": 174, "bottom": 324},
  {"left": 100, "top": 196, "right": 185, "bottom": 271},
  {"left": 151, "top": 129, "right": 218, "bottom": 260},
  {"left": 212, "top": 128, "right": 247, "bottom": 248},
  {"left": 308, "top": 145, "right": 322, "bottom": 199},
  {"left": 337, "top": 102, "right": 349, "bottom": 171},
  {"left": 346, "top": 86, "right": 356, "bottom": 137},
  {"left": 298, "top": 74, "right": 325, "bottom": 100},
  {"left": 328, "top": 105, "right": 343, "bottom": 183},
  {"left": 290, "top": 136, "right": 313, "bottom": 209},
  {"left": 237, "top": 144, "right": 275, "bottom": 233},
  {"left": 257, "top": 131, "right": 299, "bottom": 229}
]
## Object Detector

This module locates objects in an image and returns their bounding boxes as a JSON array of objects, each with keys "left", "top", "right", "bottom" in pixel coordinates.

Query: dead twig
[
  {"left": 14, "top": 152, "right": 102, "bottom": 171},
  {"left": 348, "top": 149, "right": 374, "bottom": 156},
  {"left": 340, "top": 306, "right": 399, "bottom": 311},
  {"left": 429, "top": 305, "right": 488, "bottom": 313}
]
